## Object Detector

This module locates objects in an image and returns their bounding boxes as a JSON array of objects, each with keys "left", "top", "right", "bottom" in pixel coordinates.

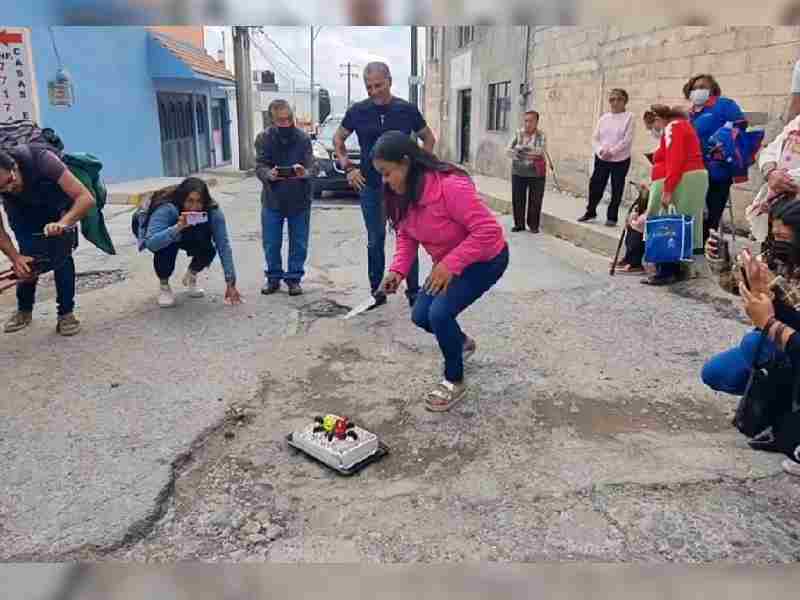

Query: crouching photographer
[{"left": 702, "top": 198, "right": 800, "bottom": 475}]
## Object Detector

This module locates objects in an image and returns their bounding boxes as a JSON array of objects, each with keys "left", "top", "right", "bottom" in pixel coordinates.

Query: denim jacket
[{"left": 140, "top": 202, "right": 237, "bottom": 283}]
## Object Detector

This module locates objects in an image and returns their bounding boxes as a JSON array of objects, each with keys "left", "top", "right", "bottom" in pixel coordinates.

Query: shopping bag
[{"left": 644, "top": 207, "right": 693, "bottom": 263}]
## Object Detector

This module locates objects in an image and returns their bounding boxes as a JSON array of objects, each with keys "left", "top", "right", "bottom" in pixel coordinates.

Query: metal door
[
  {"left": 156, "top": 92, "right": 198, "bottom": 177},
  {"left": 196, "top": 96, "right": 211, "bottom": 170}
]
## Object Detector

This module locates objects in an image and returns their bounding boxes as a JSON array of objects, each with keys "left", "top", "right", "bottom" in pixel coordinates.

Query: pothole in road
[
  {"left": 532, "top": 392, "right": 730, "bottom": 437},
  {"left": 668, "top": 283, "right": 749, "bottom": 325},
  {"left": 36, "top": 268, "right": 128, "bottom": 294},
  {"left": 298, "top": 298, "right": 351, "bottom": 319}
]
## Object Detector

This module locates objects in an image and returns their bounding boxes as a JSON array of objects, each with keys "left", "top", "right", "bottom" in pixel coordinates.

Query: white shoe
[
  {"left": 182, "top": 270, "right": 205, "bottom": 298},
  {"left": 158, "top": 283, "right": 176, "bottom": 308}
]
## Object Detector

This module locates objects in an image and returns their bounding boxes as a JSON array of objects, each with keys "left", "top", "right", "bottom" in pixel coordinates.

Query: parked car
[{"left": 311, "top": 115, "right": 360, "bottom": 198}]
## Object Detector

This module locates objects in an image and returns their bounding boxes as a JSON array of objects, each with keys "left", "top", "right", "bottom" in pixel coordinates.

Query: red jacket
[{"left": 651, "top": 118, "right": 705, "bottom": 194}]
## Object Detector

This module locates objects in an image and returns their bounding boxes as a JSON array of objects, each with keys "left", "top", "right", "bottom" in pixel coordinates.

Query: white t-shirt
[{"left": 793, "top": 59, "right": 800, "bottom": 93}]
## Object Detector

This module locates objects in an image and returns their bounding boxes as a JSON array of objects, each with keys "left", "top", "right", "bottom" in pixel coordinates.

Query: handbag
[
  {"left": 644, "top": 206, "right": 694, "bottom": 264},
  {"left": 733, "top": 329, "right": 798, "bottom": 438}
]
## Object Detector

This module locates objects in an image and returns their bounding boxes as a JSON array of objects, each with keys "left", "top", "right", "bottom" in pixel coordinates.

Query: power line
[
  {"left": 251, "top": 36, "right": 306, "bottom": 85},
  {"left": 257, "top": 29, "right": 311, "bottom": 79}
]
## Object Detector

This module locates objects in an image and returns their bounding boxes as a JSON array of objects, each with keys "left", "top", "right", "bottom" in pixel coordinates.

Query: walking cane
[
  {"left": 610, "top": 182, "right": 645, "bottom": 276},
  {"left": 544, "top": 150, "right": 562, "bottom": 193}
]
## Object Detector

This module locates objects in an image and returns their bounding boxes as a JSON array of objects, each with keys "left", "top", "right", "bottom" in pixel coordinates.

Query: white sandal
[{"left": 425, "top": 380, "right": 467, "bottom": 412}]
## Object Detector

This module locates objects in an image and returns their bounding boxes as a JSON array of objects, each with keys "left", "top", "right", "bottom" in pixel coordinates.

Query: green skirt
[{"left": 645, "top": 170, "right": 708, "bottom": 252}]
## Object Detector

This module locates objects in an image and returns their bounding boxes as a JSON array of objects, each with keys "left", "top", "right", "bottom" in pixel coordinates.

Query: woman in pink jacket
[{"left": 374, "top": 131, "right": 509, "bottom": 411}]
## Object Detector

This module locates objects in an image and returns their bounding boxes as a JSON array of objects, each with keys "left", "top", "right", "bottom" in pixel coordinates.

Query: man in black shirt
[{"left": 334, "top": 61, "right": 436, "bottom": 308}]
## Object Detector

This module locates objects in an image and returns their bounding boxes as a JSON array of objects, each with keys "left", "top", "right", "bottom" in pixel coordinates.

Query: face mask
[
  {"left": 651, "top": 128, "right": 663, "bottom": 140},
  {"left": 690, "top": 88, "right": 710, "bottom": 106},
  {"left": 770, "top": 240, "right": 797, "bottom": 265}
]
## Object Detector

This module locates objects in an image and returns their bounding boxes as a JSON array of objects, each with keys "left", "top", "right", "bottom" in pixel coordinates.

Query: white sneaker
[
  {"left": 158, "top": 282, "right": 176, "bottom": 308},
  {"left": 182, "top": 269, "right": 205, "bottom": 298}
]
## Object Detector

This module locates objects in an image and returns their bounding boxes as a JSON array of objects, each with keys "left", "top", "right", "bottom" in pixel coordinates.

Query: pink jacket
[{"left": 389, "top": 171, "right": 506, "bottom": 278}]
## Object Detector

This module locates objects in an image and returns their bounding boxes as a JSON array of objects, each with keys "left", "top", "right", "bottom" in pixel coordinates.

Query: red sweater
[{"left": 650, "top": 119, "right": 705, "bottom": 194}]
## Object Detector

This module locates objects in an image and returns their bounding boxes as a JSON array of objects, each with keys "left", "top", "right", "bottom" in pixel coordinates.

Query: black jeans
[
  {"left": 511, "top": 175, "right": 546, "bottom": 231},
  {"left": 153, "top": 239, "right": 216, "bottom": 281},
  {"left": 622, "top": 226, "right": 645, "bottom": 268},
  {"left": 585, "top": 156, "right": 631, "bottom": 223},
  {"left": 703, "top": 178, "right": 733, "bottom": 242}
]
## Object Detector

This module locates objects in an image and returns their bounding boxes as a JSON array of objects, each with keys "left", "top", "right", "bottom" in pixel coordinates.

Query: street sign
[{"left": 0, "top": 27, "right": 40, "bottom": 123}]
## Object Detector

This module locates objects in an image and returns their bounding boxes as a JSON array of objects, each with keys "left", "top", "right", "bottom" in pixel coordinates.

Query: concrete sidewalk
[
  {"left": 106, "top": 167, "right": 253, "bottom": 206},
  {"left": 474, "top": 173, "right": 626, "bottom": 259}
]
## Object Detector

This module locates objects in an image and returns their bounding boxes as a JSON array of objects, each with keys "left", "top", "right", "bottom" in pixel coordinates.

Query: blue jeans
[
  {"left": 412, "top": 245, "right": 509, "bottom": 383},
  {"left": 360, "top": 184, "right": 419, "bottom": 299},
  {"left": 701, "top": 329, "right": 785, "bottom": 395},
  {"left": 14, "top": 230, "right": 76, "bottom": 317},
  {"left": 261, "top": 206, "right": 310, "bottom": 283}
]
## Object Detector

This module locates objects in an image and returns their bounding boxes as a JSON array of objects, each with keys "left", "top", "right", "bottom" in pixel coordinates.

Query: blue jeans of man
[
  {"left": 14, "top": 229, "right": 76, "bottom": 317},
  {"left": 701, "top": 329, "right": 785, "bottom": 395},
  {"left": 261, "top": 206, "right": 310, "bottom": 283},
  {"left": 412, "top": 245, "right": 509, "bottom": 383},
  {"left": 360, "top": 184, "right": 419, "bottom": 300}
]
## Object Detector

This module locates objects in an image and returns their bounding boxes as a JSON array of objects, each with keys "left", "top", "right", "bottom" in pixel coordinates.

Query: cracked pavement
[{"left": 2, "top": 176, "right": 800, "bottom": 563}]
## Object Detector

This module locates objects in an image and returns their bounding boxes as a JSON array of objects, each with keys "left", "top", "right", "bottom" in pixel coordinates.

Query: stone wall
[{"left": 527, "top": 26, "right": 800, "bottom": 221}]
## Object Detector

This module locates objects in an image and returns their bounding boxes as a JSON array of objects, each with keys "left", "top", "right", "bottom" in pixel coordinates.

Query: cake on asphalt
[{"left": 291, "top": 415, "right": 379, "bottom": 471}]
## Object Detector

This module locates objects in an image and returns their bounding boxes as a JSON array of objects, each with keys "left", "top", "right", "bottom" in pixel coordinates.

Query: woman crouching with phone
[
  {"left": 374, "top": 131, "right": 509, "bottom": 411},
  {"left": 132, "top": 177, "right": 242, "bottom": 307}
]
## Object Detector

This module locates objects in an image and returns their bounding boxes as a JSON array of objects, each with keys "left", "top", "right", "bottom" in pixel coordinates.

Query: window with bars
[
  {"left": 457, "top": 26, "right": 475, "bottom": 47},
  {"left": 487, "top": 81, "right": 511, "bottom": 131}
]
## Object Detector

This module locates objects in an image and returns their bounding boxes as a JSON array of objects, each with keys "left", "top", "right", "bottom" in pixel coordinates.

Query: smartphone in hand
[
  {"left": 185, "top": 211, "right": 208, "bottom": 225},
  {"left": 276, "top": 166, "right": 296, "bottom": 178}
]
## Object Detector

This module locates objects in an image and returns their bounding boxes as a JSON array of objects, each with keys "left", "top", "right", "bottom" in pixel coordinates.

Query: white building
[{"left": 202, "top": 26, "right": 240, "bottom": 170}]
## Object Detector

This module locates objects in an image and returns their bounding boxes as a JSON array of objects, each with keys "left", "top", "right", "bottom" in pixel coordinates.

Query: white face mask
[
  {"left": 690, "top": 88, "right": 710, "bottom": 106},
  {"left": 651, "top": 128, "right": 663, "bottom": 140}
]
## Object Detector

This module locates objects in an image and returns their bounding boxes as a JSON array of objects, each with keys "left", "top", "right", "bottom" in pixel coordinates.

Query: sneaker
[
  {"left": 511, "top": 226, "right": 525, "bottom": 232},
  {"left": 182, "top": 270, "right": 205, "bottom": 298},
  {"left": 261, "top": 280, "right": 281, "bottom": 295},
  {"left": 287, "top": 281, "right": 303, "bottom": 296},
  {"left": 463, "top": 336, "right": 477, "bottom": 361},
  {"left": 578, "top": 213, "right": 597, "bottom": 223},
  {"left": 56, "top": 313, "right": 81, "bottom": 336},
  {"left": 4, "top": 310, "right": 32, "bottom": 333},
  {"left": 605, "top": 220, "right": 618, "bottom": 227},
  {"left": 158, "top": 283, "right": 176, "bottom": 308}
]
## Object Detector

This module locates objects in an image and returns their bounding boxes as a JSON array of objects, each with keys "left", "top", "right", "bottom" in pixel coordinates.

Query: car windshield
[{"left": 319, "top": 120, "right": 359, "bottom": 150}]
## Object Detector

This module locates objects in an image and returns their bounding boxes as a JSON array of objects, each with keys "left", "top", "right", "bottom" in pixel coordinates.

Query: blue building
[{"left": 21, "top": 26, "right": 236, "bottom": 183}]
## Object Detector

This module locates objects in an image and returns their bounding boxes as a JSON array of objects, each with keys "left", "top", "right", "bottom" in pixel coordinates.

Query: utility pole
[
  {"left": 410, "top": 26, "right": 418, "bottom": 107},
  {"left": 233, "top": 26, "right": 254, "bottom": 170},
  {"left": 339, "top": 62, "right": 359, "bottom": 107},
  {"left": 309, "top": 26, "right": 323, "bottom": 131}
]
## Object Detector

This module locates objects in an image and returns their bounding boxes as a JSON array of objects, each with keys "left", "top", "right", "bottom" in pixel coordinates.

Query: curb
[
  {"left": 108, "top": 176, "right": 219, "bottom": 207},
  {"left": 479, "top": 189, "right": 621, "bottom": 258}
]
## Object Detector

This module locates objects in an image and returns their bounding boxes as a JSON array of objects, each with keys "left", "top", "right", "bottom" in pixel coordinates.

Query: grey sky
[{"left": 248, "top": 26, "right": 415, "bottom": 103}]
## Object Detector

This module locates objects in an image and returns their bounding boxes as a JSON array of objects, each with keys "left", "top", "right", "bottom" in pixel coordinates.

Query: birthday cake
[{"left": 290, "top": 415, "right": 379, "bottom": 471}]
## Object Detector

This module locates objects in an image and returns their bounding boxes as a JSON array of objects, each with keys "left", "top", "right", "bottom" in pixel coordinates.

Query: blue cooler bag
[{"left": 645, "top": 208, "right": 694, "bottom": 263}]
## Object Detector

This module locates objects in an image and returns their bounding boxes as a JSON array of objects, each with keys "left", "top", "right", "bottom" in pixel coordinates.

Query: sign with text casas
[{"left": 0, "top": 27, "right": 40, "bottom": 123}]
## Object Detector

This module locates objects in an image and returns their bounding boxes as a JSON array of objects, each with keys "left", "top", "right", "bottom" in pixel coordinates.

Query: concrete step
[
  {"left": 473, "top": 173, "right": 623, "bottom": 258},
  {"left": 107, "top": 175, "right": 219, "bottom": 207}
]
